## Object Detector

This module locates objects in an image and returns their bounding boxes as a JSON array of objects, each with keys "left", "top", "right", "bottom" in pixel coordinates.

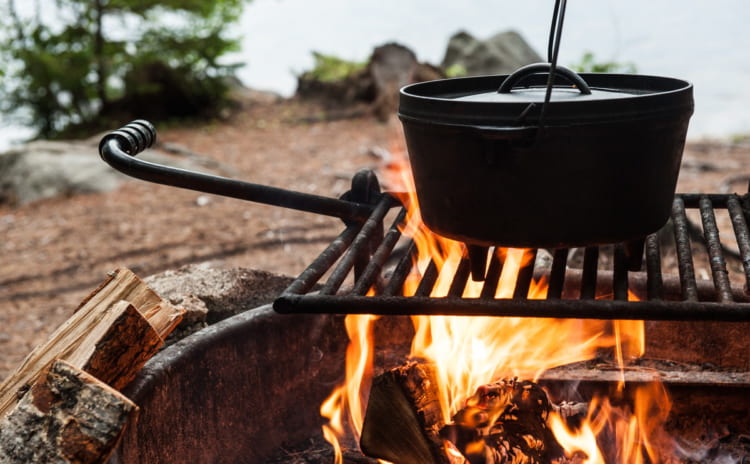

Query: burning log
[
  {"left": 444, "top": 379, "right": 564, "bottom": 464},
  {"left": 0, "top": 359, "right": 136, "bottom": 463},
  {"left": 360, "top": 361, "right": 449, "bottom": 464},
  {"left": 362, "top": 363, "right": 580, "bottom": 464}
]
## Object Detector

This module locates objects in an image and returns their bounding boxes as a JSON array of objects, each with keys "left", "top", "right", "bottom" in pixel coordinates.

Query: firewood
[
  {"left": 75, "top": 267, "right": 183, "bottom": 338},
  {"left": 362, "top": 364, "right": 571, "bottom": 464},
  {"left": 445, "top": 379, "right": 564, "bottom": 464},
  {"left": 360, "top": 361, "right": 450, "bottom": 464},
  {"left": 0, "top": 359, "right": 137, "bottom": 464},
  {"left": 0, "top": 268, "right": 183, "bottom": 417},
  {"left": 64, "top": 300, "right": 162, "bottom": 390}
]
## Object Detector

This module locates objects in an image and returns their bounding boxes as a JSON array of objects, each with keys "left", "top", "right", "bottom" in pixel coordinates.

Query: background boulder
[
  {"left": 0, "top": 137, "right": 232, "bottom": 206},
  {"left": 441, "top": 30, "right": 542, "bottom": 76}
]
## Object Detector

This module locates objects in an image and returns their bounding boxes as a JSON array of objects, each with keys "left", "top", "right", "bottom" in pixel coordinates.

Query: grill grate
[{"left": 274, "top": 193, "right": 750, "bottom": 321}]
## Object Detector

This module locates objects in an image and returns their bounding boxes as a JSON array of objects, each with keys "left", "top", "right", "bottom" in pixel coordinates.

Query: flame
[
  {"left": 320, "top": 132, "right": 669, "bottom": 463},
  {"left": 320, "top": 314, "right": 379, "bottom": 464},
  {"left": 549, "top": 381, "right": 672, "bottom": 463}
]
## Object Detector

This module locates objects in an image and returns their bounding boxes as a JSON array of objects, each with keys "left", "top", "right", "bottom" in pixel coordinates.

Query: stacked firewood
[{"left": 0, "top": 268, "right": 184, "bottom": 463}]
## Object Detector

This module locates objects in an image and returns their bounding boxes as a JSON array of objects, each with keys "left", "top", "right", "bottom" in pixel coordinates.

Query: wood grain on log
[
  {"left": 0, "top": 268, "right": 183, "bottom": 417},
  {"left": 66, "top": 300, "right": 163, "bottom": 390},
  {"left": 0, "top": 360, "right": 137, "bottom": 464},
  {"left": 75, "top": 268, "right": 183, "bottom": 338},
  {"left": 360, "top": 361, "right": 450, "bottom": 464}
]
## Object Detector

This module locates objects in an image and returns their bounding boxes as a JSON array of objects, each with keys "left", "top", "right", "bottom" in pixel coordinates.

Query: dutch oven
[{"left": 398, "top": 63, "right": 694, "bottom": 248}]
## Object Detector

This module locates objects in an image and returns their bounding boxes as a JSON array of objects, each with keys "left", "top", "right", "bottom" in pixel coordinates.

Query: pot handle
[
  {"left": 98, "top": 120, "right": 377, "bottom": 223},
  {"left": 497, "top": 63, "right": 591, "bottom": 95}
]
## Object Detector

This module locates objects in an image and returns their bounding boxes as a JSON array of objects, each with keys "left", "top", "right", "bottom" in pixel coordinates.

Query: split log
[
  {"left": 64, "top": 300, "right": 162, "bottom": 390},
  {"left": 0, "top": 268, "right": 183, "bottom": 417},
  {"left": 0, "top": 359, "right": 137, "bottom": 464},
  {"left": 360, "top": 361, "right": 450, "bottom": 464}
]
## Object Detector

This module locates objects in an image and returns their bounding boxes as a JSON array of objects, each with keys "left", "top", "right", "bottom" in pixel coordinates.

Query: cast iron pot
[{"left": 398, "top": 63, "right": 694, "bottom": 248}]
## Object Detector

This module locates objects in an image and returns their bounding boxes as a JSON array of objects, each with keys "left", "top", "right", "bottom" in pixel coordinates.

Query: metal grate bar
[
  {"left": 698, "top": 196, "right": 733, "bottom": 302},
  {"left": 319, "top": 196, "right": 396, "bottom": 295},
  {"left": 414, "top": 260, "right": 439, "bottom": 297},
  {"left": 276, "top": 193, "right": 750, "bottom": 320},
  {"left": 671, "top": 197, "right": 699, "bottom": 301},
  {"left": 547, "top": 248, "right": 569, "bottom": 300},
  {"left": 513, "top": 249, "right": 538, "bottom": 299},
  {"left": 613, "top": 243, "right": 629, "bottom": 301},
  {"left": 282, "top": 224, "right": 362, "bottom": 295},
  {"left": 275, "top": 294, "right": 750, "bottom": 321},
  {"left": 481, "top": 251, "right": 504, "bottom": 300},
  {"left": 351, "top": 208, "right": 408, "bottom": 295},
  {"left": 680, "top": 193, "right": 739, "bottom": 208},
  {"left": 382, "top": 240, "right": 416, "bottom": 297},
  {"left": 581, "top": 247, "right": 599, "bottom": 299},
  {"left": 645, "top": 233, "right": 664, "bottom": 300},
  {"left": 727, "top": 195, "right": 750, "bottom": 291},
  {"left": 448, "top": 257, "right": 472, "bottom": 297}
]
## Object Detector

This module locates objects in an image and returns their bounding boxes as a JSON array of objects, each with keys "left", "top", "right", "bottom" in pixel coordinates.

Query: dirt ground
[{"left": 1, "top": 97, "right": 749, "bottom": 380}]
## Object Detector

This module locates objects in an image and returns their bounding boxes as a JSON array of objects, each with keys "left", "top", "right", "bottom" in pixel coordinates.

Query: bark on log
[
  {"left": 0, "top": 268, "right": 183, "bottom": 417},
  {"left": 0, "top": 359, "right": 137, "bottom": 464},
  {"left": 360, "top": 361, "right": 450, "bottom": 464}
]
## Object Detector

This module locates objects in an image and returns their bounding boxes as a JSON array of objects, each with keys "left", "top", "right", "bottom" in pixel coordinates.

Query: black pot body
[{"left": 399, "top": 73, "right": 693, "bottom": 248}]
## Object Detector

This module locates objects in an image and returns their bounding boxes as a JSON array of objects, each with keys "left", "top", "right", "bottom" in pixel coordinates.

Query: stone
[
  {"left": 0, "top": 140, "right": 121, "bottom": 206},
  {"left": 144, "top": 262, "right": 295, "bottom": 342},
  {"left": 0, "top": 137, "right": 231, "bottom": 206},
  {"left": 441, "top": 30, "right": 543, "bottom": 76}
]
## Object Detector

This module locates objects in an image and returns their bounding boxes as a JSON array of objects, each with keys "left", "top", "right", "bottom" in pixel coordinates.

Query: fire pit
[{"left": 100, "top": 118, "right": 750, "bottom": 463}]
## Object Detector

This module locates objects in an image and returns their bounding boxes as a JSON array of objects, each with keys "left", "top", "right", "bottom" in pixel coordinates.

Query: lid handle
[{"left": 497, "top": 63, "right": 591, "bottom": 95}]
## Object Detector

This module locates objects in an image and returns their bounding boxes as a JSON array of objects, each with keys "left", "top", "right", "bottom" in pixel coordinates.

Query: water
[
  {"left": 236, "top": 0, "right": 750, "bottom": 139},
  {"left": 2, "top": 0, "right": 748, "bottom": 150}
]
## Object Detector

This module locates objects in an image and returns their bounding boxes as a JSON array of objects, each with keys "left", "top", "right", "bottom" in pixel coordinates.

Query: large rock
[
  {"left": 144, "top": 262, "right": 295, "bottom": 342},
  {"left": 441, "top": 30, "right": 543, "bottom": 76},
  {"left": 0, "top": 140, "right": 122, "bottom": 206},
  {"left": 0, "top": 137, "right": 232, "bottom": 206}
]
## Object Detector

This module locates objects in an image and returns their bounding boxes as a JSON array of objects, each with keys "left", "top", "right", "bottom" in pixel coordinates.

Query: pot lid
[
  {"left": 399, "top": 66, "right": 693, "bottom": 127},
  {"left": 455, "top": 86, "right": 636, "bottom": 103}
]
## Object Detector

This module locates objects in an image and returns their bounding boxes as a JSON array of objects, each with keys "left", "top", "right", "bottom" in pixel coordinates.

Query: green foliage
[
  {"left": 569, "top": 51, "right": 637, "bottom": 74},
  {"left": 302, "top": 52, "right": 365, "bottom": 83},
  {"left": 444, "top": 63, "right": 467, "bottom": 78},
  {"left": 0, "top": 0, "right": 249, "bottom": 138}
]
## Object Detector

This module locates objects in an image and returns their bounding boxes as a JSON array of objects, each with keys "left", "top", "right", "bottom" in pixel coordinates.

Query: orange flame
[
  {"left": 320, "top": 314, "right": 379, "bottom": 464},
  {"left": 320, "top": 131, "right": 668, "bottom": 463},
  {"left": 550, "top": 381, "right": 672, "bottom": 463}
]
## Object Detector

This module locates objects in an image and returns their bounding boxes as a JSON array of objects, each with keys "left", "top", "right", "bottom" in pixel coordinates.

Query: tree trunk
[{"left": 93, "top": 0, "right": 108, "bottom": 108}]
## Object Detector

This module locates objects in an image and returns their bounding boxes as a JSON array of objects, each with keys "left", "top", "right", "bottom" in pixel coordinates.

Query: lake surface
[
  {"left": 2, "top": 0, "right": 748, "bottom": 149},
  {"left": 236, "top": 0, "right": 750, "bottom": 139}
]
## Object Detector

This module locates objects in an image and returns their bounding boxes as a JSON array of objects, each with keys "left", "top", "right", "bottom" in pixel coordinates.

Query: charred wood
[
  {"left": 362, "top": 363, "right": 590, "bottom": 464},
  {"left": 360, "top": 361, "right": 449, "bottom": 464}
]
